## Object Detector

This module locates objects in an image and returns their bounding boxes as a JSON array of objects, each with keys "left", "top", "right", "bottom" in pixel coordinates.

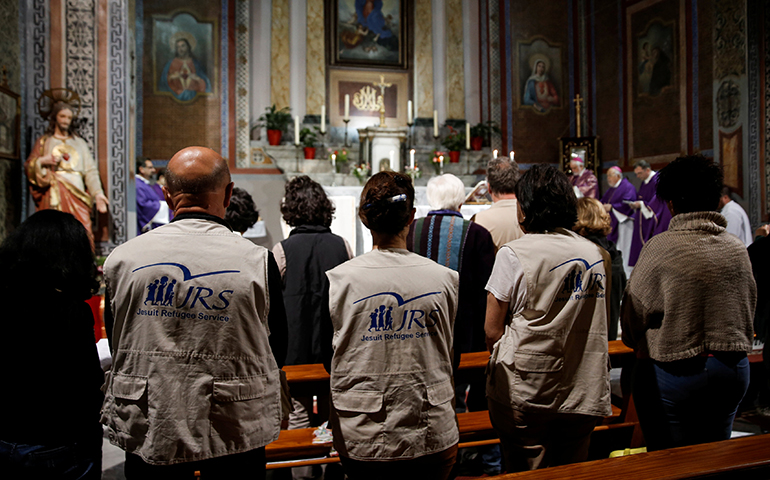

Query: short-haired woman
[
  {"left": 272, "top": 175, "right": 352, "bottom": 455},
  {"left": 622, "top": 155, "right": 755, "bottom": 450},
  {"left": 325, "top": 172, "right": 459, "bottom": 480},
  {"left": 574, "top": 197, "right": 627, "bottom": 340},
  {"left": 0, "top": 210, "right": 104, "bottom": 479},
  {"left": 485, "top": 164, "right": 612, "bottom": 472}
]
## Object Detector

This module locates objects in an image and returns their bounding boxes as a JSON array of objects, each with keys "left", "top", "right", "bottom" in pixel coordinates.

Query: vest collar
[
  {"left": 428, "top": 209, "right": 463, "bottom": 217},
  {"left": 289, "top": 224, "right": 332, "bottom": 235},
  {"left": 170, "top": 212, "right": 233, "bottom": 231}
]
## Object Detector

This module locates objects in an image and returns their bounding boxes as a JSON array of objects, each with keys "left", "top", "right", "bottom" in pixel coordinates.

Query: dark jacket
[
  {"left": 585, "top": 233, "right": 627, "bottom": 341},
  {"left": 281, "top": 224, "right": 351, "bottom": 365}
]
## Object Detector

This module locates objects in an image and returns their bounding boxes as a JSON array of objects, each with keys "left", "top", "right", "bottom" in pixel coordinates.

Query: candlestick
[
  {"left": 433, "top": 110, "right": 439, "bottom": 137},
  {"left": 493, "top": 149, "right": 498, "bottom": 159},
  {"left": 332, "top": 153, "right": 336, "bottom": 173},
  {"left": 343, "top": 118, "right": 351, "bottom": 147},
  {"left": 510, "top": 151, "right": 514, "bottom": 162},
  {"left": 465, "top": 122, "right": 471, "bottom": 150},
  {"left": 407, "top": 100, "right": 413, "bottom": 125},
  {"left": 344, "top": 94, "right": 350, "bottom": 121},
  {"left": 294, "top": 116, "right": 300, "bottom": 146},
  {"left": 410, "top": 149, "right": 415, "bottom": 170},
  {"left": 439, "top": 155, "right": 444, "bottom": 175},
  {"left": 320, "top": 105, "right": 326, "bottom": 133}
]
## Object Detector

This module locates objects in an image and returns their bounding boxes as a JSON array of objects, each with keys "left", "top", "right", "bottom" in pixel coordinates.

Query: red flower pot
[
  {"left": 303, "top": 147, "right": 316, "bottom": 159},
  {"left": 267, "top": 129, "right": 282, "bottom": 146},
  {"left": 449, "top": 151, "right": 461, "bottom": 163},
  {"left": 471, "top": 136, "right": 483, "bottom": 151}
]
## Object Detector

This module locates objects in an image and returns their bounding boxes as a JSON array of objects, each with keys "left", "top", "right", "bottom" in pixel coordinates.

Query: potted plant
[
  {"left": 441, "top": 126, "right": 465, "bottom": 163},
  {"left": 300, "top": 127, "right": 319, "bottom": 159},
  {"left": 253, "top": 105, "right": 292, "bottom": 146},
  {"left": 470, "top": 121, "right": 501, "bottom": 150},
  {"left": 352, "top": 163, "right": 372, "bottom": 185},
  {"left": 328, "top": 148, "right": 349, "bottom": 173}
]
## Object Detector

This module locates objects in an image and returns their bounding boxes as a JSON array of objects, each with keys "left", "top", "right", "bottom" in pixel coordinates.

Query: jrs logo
[{"left": 354, "top": 291, "right": 443, "bottom": 342}]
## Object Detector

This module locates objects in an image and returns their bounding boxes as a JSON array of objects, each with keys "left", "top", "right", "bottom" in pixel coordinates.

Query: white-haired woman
[{"left": 407, "top": 174, "right": 496, "bottom": 417}]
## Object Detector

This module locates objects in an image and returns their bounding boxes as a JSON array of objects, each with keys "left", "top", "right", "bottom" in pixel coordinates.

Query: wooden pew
[
  {"left": 269, "top": 341, "right": 639, "bottom": 469},
  {"left": 486, "top": 434, "right": 770, "bottom": 479}
]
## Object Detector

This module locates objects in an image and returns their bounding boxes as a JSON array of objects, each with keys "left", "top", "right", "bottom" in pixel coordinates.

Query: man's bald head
[{"left": 163, "top": 147, "right": 234, "bottom": 217}]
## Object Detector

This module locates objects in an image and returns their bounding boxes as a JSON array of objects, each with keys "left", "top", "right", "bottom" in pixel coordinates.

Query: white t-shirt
[{"left": 485, "top": 245, "right": 529, "bottom": 315}]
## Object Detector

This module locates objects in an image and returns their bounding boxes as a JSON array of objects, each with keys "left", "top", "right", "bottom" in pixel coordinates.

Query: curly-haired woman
[{"left": 272, "top": 176, "right": 352, "bottom": 458}]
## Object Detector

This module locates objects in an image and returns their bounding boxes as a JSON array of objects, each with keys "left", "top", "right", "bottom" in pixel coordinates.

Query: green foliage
[
  {"left": 470, "top": 121, "right": 501, "bottom": 138},
  {"left": 441, "top": 126, "right": 465, "bottom": 152},
  {"left": 254, "top": 105, "right": 293, "bottom": 132},
  {"left": 299, "top": 127, "right": 320, "bottom": 148}
]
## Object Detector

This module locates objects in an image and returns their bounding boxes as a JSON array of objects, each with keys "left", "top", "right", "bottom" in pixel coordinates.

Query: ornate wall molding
[
  {"left": 65, "top": 0, "right": 97, "bottom": 152},
  {"left": 714, "top": 0, "right": 746, "bottom": 79},
  {"left": 235, "top": 0, "right": 250, "bottom": 168},
  {"left": 414, "top": 0, "right": 434, "bottom": 119},
  {"left": 29, "top": 0, "right": 49, "bottom": 142},
  {"left": 488, "top": 0, "right": 502, "bottom": 151},
  {"left": 765, "top": 0, "right": 770, "bottom": 215},
  {"left": 445, "top": 0, "right": 465, "bottom": 119},
  {"left": 746, "top": 0, "right": 760, "bottom": 227},
  {"left": 221, "top": 0, "right": 228, "bottom": 158},
  {"left": 106, "top": 0, "right": 129, "bottom": 249},
  {"left": 305, "top": 0, "right": 324, "bottom": 118}
]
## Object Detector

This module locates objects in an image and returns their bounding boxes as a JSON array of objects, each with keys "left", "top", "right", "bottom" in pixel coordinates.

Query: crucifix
[
  {"left": 373, "top": 75, "right": 392, "bottom": 127},
  {"left": 573, "top": 94, "right": 583, "bottom": 137}
]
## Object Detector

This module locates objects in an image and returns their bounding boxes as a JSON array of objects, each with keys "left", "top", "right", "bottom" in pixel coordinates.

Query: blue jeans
[
  {"left": 633, "top": 352, "right": 750, "bottom": 451},
  {"left": 0, "top": 440, "right": 101, "bottom": 480}
]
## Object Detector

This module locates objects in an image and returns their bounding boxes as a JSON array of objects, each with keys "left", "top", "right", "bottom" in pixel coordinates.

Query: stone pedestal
[{"left": 358, "top": 126, "right": 408, "bottom": 172}]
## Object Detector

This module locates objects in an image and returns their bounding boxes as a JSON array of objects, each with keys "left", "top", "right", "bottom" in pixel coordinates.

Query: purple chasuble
[
  {"left": 136, "top": 178, "right": 161, "bottom": 234},
  {"left": 628, "top": 174, "right": 672, "bottom": 265},
  {"left": 571, "top": 169, "right": 599, "bottom": 199},
  {"left": 601, "top": 178, "right": 637, "bottom": 243}
]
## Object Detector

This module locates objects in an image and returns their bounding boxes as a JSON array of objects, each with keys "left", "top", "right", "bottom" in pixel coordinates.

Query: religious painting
[
  {"left": 329, "top": 69, "right": 408, "bottom": 128},
  {"left": 0, "top": 84, "right": 20, "bottom": 160},
  {"left": 517, "top": 38, "right": 563, "bottom": 114},
  {"left": 152, "top": 11, "right": 217, "bottom": 103},
  {"left": 331, "top": 0, "right": 407, "bottom": 69},
  {"left": 626, "top": 0, "right": 686, "bottom": 163},
  {"left": 636, "top": 20, "right": 675, "bottom": 97},
  {"left": 720, "top": 128, "right": 743, "bottom": 197}
]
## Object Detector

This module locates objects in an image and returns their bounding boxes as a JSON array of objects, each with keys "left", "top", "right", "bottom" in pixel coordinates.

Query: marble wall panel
[
  {"left": 271, "top": 0, "right": 290, "bottom": 109},
  {"left": 445, "top": 0, "right": 465, "bottom": 120},
  {"left": 414, "top": 0, "right": 434, "bottom": 118},
  {"left": 305, "top": 0, "right": 324, "bottom": 115}
]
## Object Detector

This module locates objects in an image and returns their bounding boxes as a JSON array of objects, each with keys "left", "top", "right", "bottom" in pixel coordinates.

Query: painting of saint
[
  {"left": 160, "top": 33, "right": 211, "bottom": 101},
  {"left": 153, "top": 12, "right": 216, "bottom": 102},
  {"left": 523, "top": 56, "right": 559, "bottom": 113},
  {"left": 636, "top": 21, "right": 674, "bottom": 96},
  {"left": 333, "top": 0, "right": 405, "bottom": 68},
  {"left": 517, "top": 38, "right": 563, "bottom": 114}
]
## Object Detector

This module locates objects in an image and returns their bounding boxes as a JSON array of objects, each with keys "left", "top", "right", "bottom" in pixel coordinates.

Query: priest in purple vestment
[
  {"left": 136, "top": 159, "right": 170, "bottom": 234},
  {"left": 601, "top": 167, "right": 636, "bottom": 243},
  {"left": 627, "top": 160, "right": 672, "bottom": 266},
  {"left": 569, "top": 156, "right": 599, "bottom": 199}
]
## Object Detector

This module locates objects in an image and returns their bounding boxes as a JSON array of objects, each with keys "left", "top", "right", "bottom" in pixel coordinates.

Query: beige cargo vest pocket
[
  {"left": 106, "top": 374, "right": 149, "bottom": 439},
  {"left": 512, "top": 351, "right": 564, "bottom": 407},
  {"left": 211, "top": 375, "right": 269, "bottom": 439},
  {"left": 332, "top": 389, "right": 385, "bottom": 443}
]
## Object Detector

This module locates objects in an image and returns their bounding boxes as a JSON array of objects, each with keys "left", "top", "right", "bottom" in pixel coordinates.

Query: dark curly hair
[
  {"left": 0, "top": 210, "right": 98, "bottom": 301},
  {"left": 657, "top": 155, "right": 723, "bottom": 214},
  {"left": 359, "top": 171, "right": 414, "bottom": 234},
  {"left": 225, "top": 187, "right": 260, "bottom": 233},
  {"left": 281, "top": 176, "right": 335, "bottom": 227},
  {"left": 515, "top": 164, "right": 577, "bottom": 233}
]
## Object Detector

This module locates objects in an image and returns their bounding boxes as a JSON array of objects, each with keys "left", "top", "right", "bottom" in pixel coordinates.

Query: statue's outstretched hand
[{"left": 95, "top": 192, "right": 109, "bottom": 214}]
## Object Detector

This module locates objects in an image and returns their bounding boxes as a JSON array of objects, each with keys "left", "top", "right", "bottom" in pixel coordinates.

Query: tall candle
[
  {"left": 390, "top": 150, "right": 395, "bottom": 168},
  {"left": 344, "top": 95, "right": 350, "bottom": 121},
  {"left": 332, "top": 153, "right": 336, "bottom": 171},
  {"left": 410, "top": 149, "right": 415, "bottom": 169},
  {"left": 510, "top": 151, "right": 514, "bottom": 161},
  {"left": 466, "top": 122, "right": 471, "bottom": 150},
  {"left": 439, "top": 155, "right": 444, "bottom": 170},
  {"left": 407, "top": 100, "right": 413, "bottom": 124},
  {"left": 493, "top": 149, "right": 498, "bottom": 159},
  {"left": 294, "top": 115, "right": 300, "bottom": 146},
  {"left": 433, "top": 110, "right": 439, "bottom": 137},
  {"left": 320, "top": 105, "right": 326, "bottom": 133}
]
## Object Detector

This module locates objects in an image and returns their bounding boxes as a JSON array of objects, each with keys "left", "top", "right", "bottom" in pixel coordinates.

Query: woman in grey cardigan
[{"left": 621, "top": 155, "right": 755, "bottom": 450}]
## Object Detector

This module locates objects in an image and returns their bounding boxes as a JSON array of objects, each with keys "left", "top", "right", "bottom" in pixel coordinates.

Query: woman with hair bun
[{"left": 324, "top": 171, "right": 460, "bottom": 480}]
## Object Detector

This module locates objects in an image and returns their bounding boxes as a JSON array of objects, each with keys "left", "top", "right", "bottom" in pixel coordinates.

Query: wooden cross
[{"left": 573, "top": 94, "right": 583, "bottom": 137}]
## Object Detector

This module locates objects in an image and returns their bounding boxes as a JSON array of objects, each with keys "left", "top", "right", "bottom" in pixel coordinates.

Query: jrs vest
[
  {"left": 326, "top": 248, "right": 460, "bottom": 460},
  {"left": 101, "top": 218, "right": 280, "bottom": 465},
  {"left": 487, "top": 229, "right": 612, "bottom": 418}
]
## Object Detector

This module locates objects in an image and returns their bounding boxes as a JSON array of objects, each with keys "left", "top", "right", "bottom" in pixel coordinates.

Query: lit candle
[
  {"left": 332, "top": 153, "right": 336, "bottom": 171},
  {"left": 410, "top": 149, "right": 415, "bottom": 169},
  {"left": 493, "top": 149, "right": 498, "bottom": 158},
  {"left": 294, "top": 115, "right": 300, "bottom": 146},
  {"left": 407, "top": 100, "right": 413, "bottom": 125},
  {"left": 433, "top": 110, "right": 438, "bottom": 137},
  {"left": 466, "top": 122, "right": 471, "bottom": 150},
  {"left": 439, "top": 155, "right": 444, "bottom": 171},
  {"left": 510, "top": 151, "right": 514, "bottom": 161},
  {"left": 320, "top": 105, "right": 326, "bottom": 133},
  {"left": 344, "top": 95, "right": 350, "bottom": 121}
]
